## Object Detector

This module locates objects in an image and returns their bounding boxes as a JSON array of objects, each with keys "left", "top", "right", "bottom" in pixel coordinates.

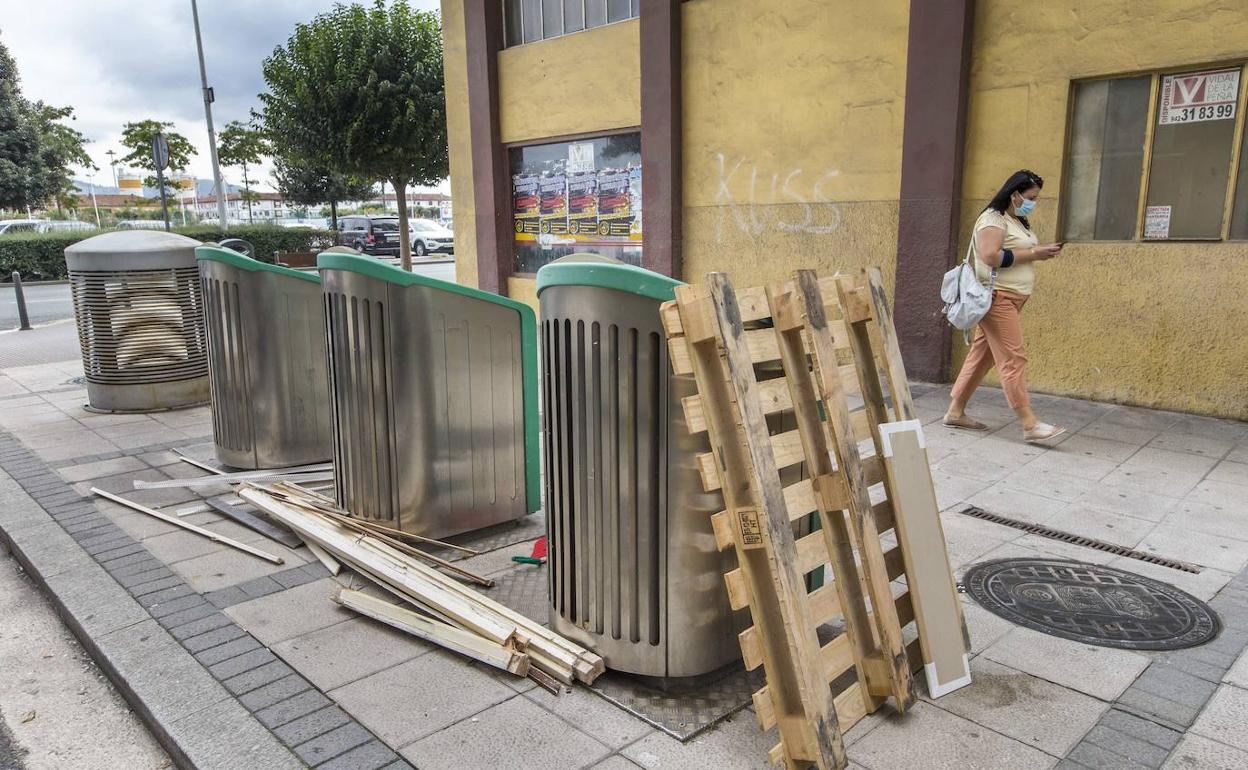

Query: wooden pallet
[{"left": 662, "top": 267, "right": 942, "bottom": 769}]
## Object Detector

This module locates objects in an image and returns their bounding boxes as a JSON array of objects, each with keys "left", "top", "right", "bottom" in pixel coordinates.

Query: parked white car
[
  {"left": 47, "top": 220, "right": 96, "bottom": 232},
  {"left": 116, "top": 220, "right": 166, "bottom": 230},
  {"left": 408, "top": 219, "right": 454, "bottom": 257},
  {"left": 0, "top": 219, "right": 50, "bottom": 235}
]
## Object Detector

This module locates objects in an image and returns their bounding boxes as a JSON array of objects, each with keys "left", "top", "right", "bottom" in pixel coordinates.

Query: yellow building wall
[
  {"left": 960, "top": 0, "right": 1248, "bottom": 419},
  {"left": 498, "top": 20, "right": 641, "bottom": 144},
  {"left": 441, "top": 0, "right": 478, "bottom": 288},
  {"left": 680, "top": 0, "right": 910, "bottom": 291}
]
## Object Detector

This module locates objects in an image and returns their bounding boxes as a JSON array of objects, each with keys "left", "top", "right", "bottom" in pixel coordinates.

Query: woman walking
[{"left": 943, "top": 169, "right": 1066, "bottom": 443}]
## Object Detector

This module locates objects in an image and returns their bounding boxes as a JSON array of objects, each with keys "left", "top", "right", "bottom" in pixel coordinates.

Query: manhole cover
[{"left": 963, "top": 558, "right": 1220, "bottom": 651}]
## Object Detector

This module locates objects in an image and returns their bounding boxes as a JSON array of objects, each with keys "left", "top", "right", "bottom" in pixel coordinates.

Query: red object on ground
[{"left": 530, "top": 536, "right": 547, "bottom": 560}]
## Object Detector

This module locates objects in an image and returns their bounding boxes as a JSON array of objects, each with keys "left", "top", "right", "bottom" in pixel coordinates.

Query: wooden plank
[
  {"left": 695, "top": 431, "right": 821, "bottom": 493},
  {"left": 724, "top": 568, "right": 749, "bottom": 611},
  {"left": 91, "top": 487, "right": 284, "bottom": 565},
  {"left": 879, "top": 421, "right": 972, "bottom": 697},
  {"left": 336, "top": 588, "right": 530, "bottom": 676},
  {"left": 305, "top": 540, "right": 342, "bottom": 576},
  {"left": 663, "top": 288, "right": 852, "bottom": 340},
  {"left": 205, "top": 497, "right": 303, "bottom": 549},
  {"left": 755, "top": 678, "right": 870, "bottom": 735},
  {"left": 768, "top": 278, "right": 894, "bottom": 716},
  {"left": 800, "top": 270, "right": 915, "bottom": 713},
  {"left": 677, "top": 277, "right": 846, "bottom": 768},
  {"left": 861, "top": 268, "right": 916, "bottom": 422}
]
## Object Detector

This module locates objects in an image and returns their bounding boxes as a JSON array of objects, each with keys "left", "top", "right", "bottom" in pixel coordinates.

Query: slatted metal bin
[
  {"left": 536, "top": 259, "right": 737, "bottom": 678},
  {"left": 318, "top": 252, "right": 539, "bottom": 539},
  {"left": 65, "top": 231, "right": 209, "bottom": 412},
  {"left": 196, "top": 245, "right": 332, "bottom": 469}
]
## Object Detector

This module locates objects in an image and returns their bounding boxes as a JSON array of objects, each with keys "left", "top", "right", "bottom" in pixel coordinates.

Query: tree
[
  {"left": 29, "top": 102, "right": 92, "bottom": 216},
  {"left": 118, "top": 120, "right": 196, "bottom": 195},
  {"left": 260, "top": 1, "right": 447, "bottom": 270},
  {"left": 271, "top": 153, "right": 374, "bottom": 231},
  {"left": 218, "top": 120, "right": 269, "bottom": 224}
]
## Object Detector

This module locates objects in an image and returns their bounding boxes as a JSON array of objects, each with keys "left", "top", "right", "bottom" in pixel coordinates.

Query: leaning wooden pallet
[{"left": 663, "top": 274, "right": 907, "bottom": 770}]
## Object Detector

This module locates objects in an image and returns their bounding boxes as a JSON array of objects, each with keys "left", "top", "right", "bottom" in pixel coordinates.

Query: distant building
[{"left": 195, "top": 192, "right": 289, "bottom": 223}]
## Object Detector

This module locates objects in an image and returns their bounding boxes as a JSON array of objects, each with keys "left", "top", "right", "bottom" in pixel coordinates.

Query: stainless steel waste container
[
  {"left": 196, "top": 245, "right": 333, "bottom": 469},
  {"left": 318, "top": 252, "right": 539, "bottom": 539},
  {"left": 65, "top": 231, "right": 209, "bottom": 412},
  {"left": 536, "top": 259, "right": 737, "bottom": 678}
]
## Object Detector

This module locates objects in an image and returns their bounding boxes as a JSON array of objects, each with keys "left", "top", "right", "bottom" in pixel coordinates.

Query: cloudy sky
[{"left": 0, "top": 0, "right": 444, "bottom": 193}]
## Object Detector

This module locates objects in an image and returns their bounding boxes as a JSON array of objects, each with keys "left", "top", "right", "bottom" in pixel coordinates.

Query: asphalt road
[
  {"left": 0, "top": 259, "right": 457, "bottom": 332},
  {"left": 0, "top": 284, "right": 73, "bottom": 331}
]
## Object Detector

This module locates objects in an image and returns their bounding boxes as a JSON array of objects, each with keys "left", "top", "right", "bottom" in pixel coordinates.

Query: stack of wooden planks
[
  {"left": 662, "top": 267, "right": 968, "bottom": 769},
  {"left": 238, "top": 482, "right": 604, "bottom": 693}
]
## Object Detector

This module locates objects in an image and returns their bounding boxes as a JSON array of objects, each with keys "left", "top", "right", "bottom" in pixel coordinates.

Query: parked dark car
[{"left": 337, "top": 215, "right": 402, "bottom": 256}]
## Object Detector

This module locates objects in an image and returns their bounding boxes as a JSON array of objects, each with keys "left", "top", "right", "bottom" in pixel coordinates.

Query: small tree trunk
[
  {"left": 330, "top": 200, "right": 338, "bottom": 231},
  {"left": 243, "top": 163, "right": 254, "bottom": 224},
  {"left": 394, "top": 179, "right": 412, "bottom": 271}
]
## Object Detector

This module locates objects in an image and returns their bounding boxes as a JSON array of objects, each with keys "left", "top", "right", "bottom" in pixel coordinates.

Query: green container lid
[
  {"left": 195, "top": 244, "right": 320, "bottom": 284},
  {"left": 316, "top": 251, "right": 541, "bottom": 514},
  {"left": 535, "top": 259, "right": 684, "bottom": 302}
]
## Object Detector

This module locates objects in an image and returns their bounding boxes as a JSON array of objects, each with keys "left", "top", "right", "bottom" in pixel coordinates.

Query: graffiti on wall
[{"left": 713, "top": 153, "right": 843, "bottom": 242}]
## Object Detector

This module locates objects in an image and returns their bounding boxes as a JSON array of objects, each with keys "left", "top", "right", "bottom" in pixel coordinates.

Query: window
[
  {"left": 502, "top": 0, "right": 638, "bottom": 48},
  {"left": 1062, "top": 63, "right": 1248, "bottom": 241},
  {"left": 510, "top": 132, "right": 641, "bottom": 274}
]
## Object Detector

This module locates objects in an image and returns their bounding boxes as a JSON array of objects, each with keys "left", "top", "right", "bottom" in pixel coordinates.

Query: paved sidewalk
[{"left": 1, "top": 353, "right": 1248, "bottom": 769}]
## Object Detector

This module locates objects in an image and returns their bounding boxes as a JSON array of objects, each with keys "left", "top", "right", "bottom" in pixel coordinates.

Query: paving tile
[
  {"left": 209, "top": 647, "right": 279, "bottom": 681},
  {"left": 982, "top": 626, "right": 1150, "bottom": 701},
  {"left": 524, "top": 683, "right": 655, "bottom": 750},
  {"left": 182, "top": 623, "right": 249, "bottom": 654},
  {"left": 1162, "top": 733, "right": 1248, "bottom": 769},
  {"left": 846, "top": 700, "right": 1052, "bottom": 770},
  {"left": 1131, "top": 665, "right": 1219, "bottom": 709},
  {"left": 318, "top": 740, "right": 400, "bottom": 770},
  {"left": 55, "top": 456, "right": 148, "bottom": 483},
  {"left": 239, "top": 673, "right": 313, "bottom": 712},
  {"left": 998, "top": 464, "right": 1101, "bottom": 503},
  {"left": 927, "top": 657, "right": 1107, "bottom": 756},
  {"left": 1160, "top": 499, "right": 1248, "bottom": 542},
  {"left": 1224, "top": 648, "right": 1248, "bottom": 688},
  {"left": 1027, "top": 501, "right": 1156, "bottom": 548},
  {"left": 936, "top": 511, "right": 1020, "bottom": 570},
  {"left": 1168, "top": 415, "right": 1248, "bottom": 444},
  {"left": 592, "top": 757, "right": 646, "bottom": 770},
  {"left": 957, "top": 596, "right": 1018, "bottom": 655},
  {"left": 1186, "top": 480, "right": 1248, "bottom": 511},
  {"left": 169, "top": 537, "right": 310, "bottom": 593},
  {"left": 254, "top": 688, "right": 333, "bottom": 729},
  {"left": 271, "top": 617, "right": 427, "bottom": 691},
  {"left": 963, "top": 483, "right": 1069, "bottom": 522},
  {"left": 225, "top": 577, "right": 354, "bottom": 646},
  {"left": 294, "top": 722, "right": 375, "bottom": 766},
  {"left": 165, "top": 692, "right": 304, "bottom": 770},
  {"left": 1073, "top": 483, "right": 1179, "bottom": 524},
  {"left": 1146, "top": 432, "right": 1235, "bottom": 460},
  {"left": 1100, "top": 707, "right": 1182, "bottom": 750},
  {"left": 329, "top": 651, "right": 515, "bottom": 747},
  {"left": 401, "top": 694, "right": 610, "bottom": 770},
  {"left": 1101, "top": 465, "right": 1206, "bottom": 499},
  {"left": 274, "top": 705, "right": 353, "bottom": 748},
  {"left": 1007, "top": 533, "right": 1118, "bottom": 565},
  {"left": 1078, "top": 420, "right": 1161, "bottom": 448},
  {"left": 1189, "top": 684, "right": 1248, "bottom": 751},
  {"left": 1066, "top": 740, "right": 1156, "bottom": 770},
  {"left": 1105, "top": 557, "right": 1234, "bottom": 602},
  {"left": 1136, "top": 525, "right": 1248, "bottom": 573},
  {"left": 1117, "top": 687, "right": 1201, "bottom": 728}
]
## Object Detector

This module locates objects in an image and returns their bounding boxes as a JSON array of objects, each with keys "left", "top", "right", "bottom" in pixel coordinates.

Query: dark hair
[{"left": 985, "top": 169, "right": 1044, "bottom": 229}]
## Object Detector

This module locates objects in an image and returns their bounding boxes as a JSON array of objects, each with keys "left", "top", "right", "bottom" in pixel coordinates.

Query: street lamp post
[
  {"left": 105, "top": 150, "right": 118, "bottom": 189},
  {"left": 87, "top": 172, "right": 102, "bottom": 228},
  {"left": 190, "top": 0, "right": 229, "bottom": 230}
]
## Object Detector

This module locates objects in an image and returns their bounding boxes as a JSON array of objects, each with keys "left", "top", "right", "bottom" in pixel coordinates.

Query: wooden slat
[
  {"left": 683, "top": 382, "right": 874, "bottom": 440},
  {"left": 673, "top": 278, "right": 846, "bottom": 768},
  {"left": 756, "top": 677, "right": 870, "bottom": 735},
  {"left": 804, "top": 271, "right": 915, "bottom": 712},
  {"left": 797, "top": 530, "right": 830, "bottom": 575},
  {"left": 696, "top": 430, "right": 815, "bottom": 493},
  {"left": 724, "top": 568, "right": 749, "bottom": 611},
  {"left": 710, "top": 510, "right": 735, "bottom": 551},
  {"left": 664, "top": 287, "right": 852, "bottom": 339},
  {"left": 808, "top": 582, "right": 842, "bottom": 626},
  {"left": 740, "top": 625, "right": 764, "bottom": 670},
  {"left": 861, "top": 268, "right": 917, "bottom": 421}
]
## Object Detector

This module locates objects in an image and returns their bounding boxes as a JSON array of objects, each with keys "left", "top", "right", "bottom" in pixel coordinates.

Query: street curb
[{"left": 0, "top": 438, "right": 305, "bottom": 770}]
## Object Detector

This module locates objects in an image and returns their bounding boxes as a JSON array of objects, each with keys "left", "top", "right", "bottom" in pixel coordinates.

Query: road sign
[{"left": 151, "top": 133, "right": 170, "bottom": 171}]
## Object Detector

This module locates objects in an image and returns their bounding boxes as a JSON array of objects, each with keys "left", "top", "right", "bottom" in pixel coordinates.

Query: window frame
[
  {"left": 1058, "top": 59, "right": 1248, "bottom": 243},
  {"left": 501, "top": 0, "right": 639, "bottom": 49}
]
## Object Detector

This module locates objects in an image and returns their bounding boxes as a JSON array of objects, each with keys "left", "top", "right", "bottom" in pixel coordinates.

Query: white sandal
[{"left": 1024, "top": 422, "right": 1067, "bottom": 444}]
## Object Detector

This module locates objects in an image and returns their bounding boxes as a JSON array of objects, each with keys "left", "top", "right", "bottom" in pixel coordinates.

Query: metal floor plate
[
  {"left": 482, "top": 558, "right": 757, "bottom": 740},
  {"left": 962, "top": 558, "right": 1221, "bottom": 651}
]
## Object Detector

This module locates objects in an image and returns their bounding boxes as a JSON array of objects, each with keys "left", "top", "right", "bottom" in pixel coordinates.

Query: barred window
[{"left": 503, "top": 0, "right": 639, "bottom": 47}]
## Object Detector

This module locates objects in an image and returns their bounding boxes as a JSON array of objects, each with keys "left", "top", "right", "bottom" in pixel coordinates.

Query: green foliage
[
  {"left": 260, "top": 0, "right": 446, "bottom": 266},
  {"left": 119, "top": 120, "right": 197, "bottom": 190},
  {"left": 0, "top": 35, "right": 90, "bottom": 211},
  {"left": 271, "top": 154, "right": 375, "bottom": 230},
  {"left": 219, "top": 120, "right": 270, "bottom": 223},
  {"left": 0, "top": 225, "right": 334, "bottom": 280}
]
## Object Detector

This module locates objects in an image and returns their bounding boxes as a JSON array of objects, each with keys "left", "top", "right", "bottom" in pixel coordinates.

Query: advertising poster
[
  {"left": 1144, "top": 205, "right": 1172, "bottom": 240},
  {"left": 1158, "top": 68, "right": 1240, "bottom": 125},
  {"left": 566, "top": 172, "right": 598, "bottom": 235},
  {"left": 567, "top": 142, "right": 595, "bottom": 174},
  {"left": 512, "top": 174, "right": 540, "bottom": 235},
  {"left": 628, "top": 165, "right": 643, "bottom": 239},
  {"left": 596, "top": 168, "right": 633, "bottom": 237},
  {"left": 539, "top": 173, "right": 568, "bottom": 235}
]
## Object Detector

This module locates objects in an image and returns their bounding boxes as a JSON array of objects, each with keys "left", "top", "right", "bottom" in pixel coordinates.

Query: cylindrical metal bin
[
  {"left": 65, "top": 230, "right": 209, "bottom": 412},
  {"left": 196, "top": 245, "right": 333, "bottom": 469},
  {"left": 318, "top": 252, "right": 539, "bottom": 539},
  {"left": 536, "top": 258, "right": 737, "bottom": 678}
]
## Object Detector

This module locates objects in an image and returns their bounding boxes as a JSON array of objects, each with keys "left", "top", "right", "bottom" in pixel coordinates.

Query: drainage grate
[
  {"left": 958, "top": 505, "right": 1201, "bottom": 574},
  {"left": 962, "top": 558, "right": 1220, "bottom": 650}
]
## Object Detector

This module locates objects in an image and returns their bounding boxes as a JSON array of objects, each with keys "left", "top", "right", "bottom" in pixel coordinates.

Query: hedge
[{"left": 0, "top": 225, "right": 337, "bottom": 281}]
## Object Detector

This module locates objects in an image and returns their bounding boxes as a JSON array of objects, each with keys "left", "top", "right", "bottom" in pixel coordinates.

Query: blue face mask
[{"left": 1015, "top": 198, "right": 1036, "bottom": 217}]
